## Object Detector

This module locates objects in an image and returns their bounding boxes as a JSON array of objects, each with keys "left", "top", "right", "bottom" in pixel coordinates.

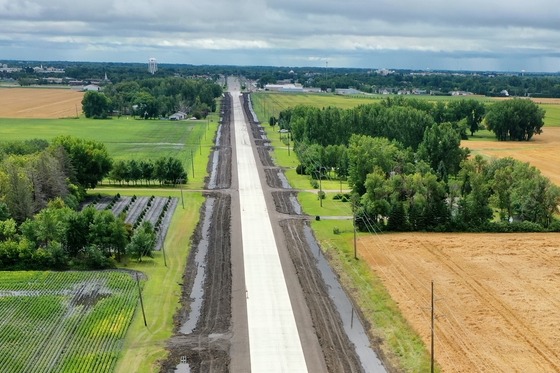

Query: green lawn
[
  {"left": 0, "top": 115, "right": 219, "bottom": 190},
  {"left": 540, "top": 103, "right": 560, "bottom": 127}
]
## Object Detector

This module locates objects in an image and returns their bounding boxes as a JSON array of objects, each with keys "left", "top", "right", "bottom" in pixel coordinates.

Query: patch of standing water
[
  {"left": 174, "top": 363, "right": 191, "bottom": 372},
  {"left": 207, "top": 150, "right": 220, "bottom": 189},
  {"left": 179, "top": 197, "right": 214, "bottom": 334},
  {"left": 289, "top": 194, "right": 302, "bottom": 215},
  {"left": 277, "top": 170, "right": 291, "bottom": 189},
  {"left": 215, "top": 124, "right": 222, "bottom": 146},
  {"left": 303, "top": 225, "right": 387, "bottom": 373}
]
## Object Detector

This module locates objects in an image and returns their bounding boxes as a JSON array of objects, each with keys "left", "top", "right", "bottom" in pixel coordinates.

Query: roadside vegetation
[
  {"left": 260, "top": 93, "right": 558, "bottom": 233},
  {"left": 252, "top": 91, "right": 560, "bottom": 371}
]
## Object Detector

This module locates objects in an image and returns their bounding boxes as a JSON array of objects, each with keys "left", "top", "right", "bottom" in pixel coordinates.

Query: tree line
[
  {"left": 0, "top": 136, "right": 187, "bottom": 270},
  {"left": 82, "top": 76, "right": 223, "bottom": 119},
  {"left": 273, "top": 97, "right": 558, "bottom": 232},
  {"left": 300, "top": 70, "right": 560, "bottom": 98},
  {"left": 109, "top": 158, "right": 187, "bottom": 185},
  {"left": 0, "top": 198, "right": 156, "bottom": 270}
]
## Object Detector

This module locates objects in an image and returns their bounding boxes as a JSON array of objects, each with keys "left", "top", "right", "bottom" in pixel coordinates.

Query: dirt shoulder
[{"left": 160, "top": 94, "right": 234, "bottom": 373}]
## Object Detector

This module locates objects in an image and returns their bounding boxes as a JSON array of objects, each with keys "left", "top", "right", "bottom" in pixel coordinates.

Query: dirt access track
[
  {"left": 0, "top": 88, "right": 84, "bottom": 118},
  {"left": 361, "top": 232, "right": 560, "bottom": 372}
]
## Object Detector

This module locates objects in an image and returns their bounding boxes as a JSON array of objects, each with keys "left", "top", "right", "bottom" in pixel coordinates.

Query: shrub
[{"left": 333, "top": 193, "right": 351, "bottom": 202}]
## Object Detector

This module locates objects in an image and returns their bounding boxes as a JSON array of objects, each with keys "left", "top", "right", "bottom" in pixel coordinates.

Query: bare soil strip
[
  {"left": 281, "top": 219, "right": 363, "bottom": 372},
  {"left": 161, "top": 95, "right": 234, "bottom": 373},
  {"left": 271, "top": 191, "right": 302, "bottom": 215}
]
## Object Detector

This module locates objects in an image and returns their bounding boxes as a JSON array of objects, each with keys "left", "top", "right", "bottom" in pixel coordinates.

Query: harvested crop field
[
  {"left": 0, "top": 88, "right": 84, "bottom": 118},
  {"left": 360, "top": 232, "right": 560, "bottom": 372},
  {"left": 463, "top": 127, "right": 560, "bottom": 186}
]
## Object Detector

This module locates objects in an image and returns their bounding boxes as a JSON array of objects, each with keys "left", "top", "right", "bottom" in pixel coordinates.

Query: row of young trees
[
  {"left": 275, "top": 97, "right": 558, "bottom": 232},
  {"left": 82, "top": 76, "right": 223, "bottom": 119},
  {"left": 108, "top": 157, "right": 187, "bottom": 185}
]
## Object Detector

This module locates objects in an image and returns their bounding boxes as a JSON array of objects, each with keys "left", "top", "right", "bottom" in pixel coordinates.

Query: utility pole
[
  {"left": 190, "top": 149, "right": 195, "bottom": 178},
  {"left": 162, "top": 240, "right": 167, "bottom": 267},
  {"left": 431, "top": 280, "right": 435, "bottom": 373},
  {"left": 136, "top": 272, "right": 147, "bottom": 327},
  {"left": 353, "top": 206, "right": 357, "bottom": 260},
  {"left": 177, "top": 178, "right": 185, "bottom": 209},
  {"left": 319, "top": 169, "right": 323, "bottom": 208}
]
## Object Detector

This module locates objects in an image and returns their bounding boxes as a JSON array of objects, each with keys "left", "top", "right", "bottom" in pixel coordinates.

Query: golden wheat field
[
  {"left": 0, "top": 88, "right": 84, "bottom": 118},
  {"left": 463, "top": 127, "right": 560, "bottom": 186},
  {"left": 361, "top": 232, "right": 560, "bottom": 372}
]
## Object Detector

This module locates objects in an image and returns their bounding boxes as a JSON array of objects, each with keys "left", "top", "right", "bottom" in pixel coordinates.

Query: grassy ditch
[{"left": 107, "top": 188, "right": 204, "bottom": 373}]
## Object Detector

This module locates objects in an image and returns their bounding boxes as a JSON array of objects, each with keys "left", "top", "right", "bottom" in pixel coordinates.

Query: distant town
[{"left": 1, "top": 59, "right": 560, "bottom": 97}]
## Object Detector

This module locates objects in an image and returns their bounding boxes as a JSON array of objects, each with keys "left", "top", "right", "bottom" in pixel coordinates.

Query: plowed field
[
  {"left": 463, "top": 127, "right": 560, "bottom": 186},
  {"left": 361, "top": 232, "right": 560, "bottom": 372},
  {"left": 0, "top": 88, "right": 84, "bottom": 118}
]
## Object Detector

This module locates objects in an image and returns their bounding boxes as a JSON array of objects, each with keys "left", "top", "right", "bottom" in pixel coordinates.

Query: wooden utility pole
[
  {"left": 136, "top": 272, "right": 147, "bottom": 327},
  {"left": 431, "top": 280, "right": 435, "bottom": 373},
  {"left": 319, "top": 168, "right": 323, "bottom": 208},
  {"left": 162, "top": 241, "right": 167, "bottom": 267},
  {"left": 177, "top": 178, "right": 185, "bottom": 209},
  {"left": 353, "top": 216, "right": 357, "bottom": 260},
  {"left": 190, "top": 149, "right": 195, "bottom": 178}
]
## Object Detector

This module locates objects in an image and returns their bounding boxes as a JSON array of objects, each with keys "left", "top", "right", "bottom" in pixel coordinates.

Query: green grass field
[
  {"left": 0, "top": 115, "right": 219, "bottom": 189},
  {"left": 252, "top": 92, "right": 560, "bottom": 127},
  {"left": 0, "top": 271, "right": 139, "bottom": 373},
  {"left": 108, "top": 188, "right": 204, "bottom": 373}
]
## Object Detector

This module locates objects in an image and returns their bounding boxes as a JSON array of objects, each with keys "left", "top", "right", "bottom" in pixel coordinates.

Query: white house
[
  {"left": 82, "top": 84, "right": 100, "bottom": 91},
  {"left": 169, "top": 111, "right": 187, "bottom": 120}
]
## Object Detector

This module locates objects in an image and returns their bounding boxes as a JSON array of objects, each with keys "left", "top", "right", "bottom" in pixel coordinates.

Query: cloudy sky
[{"left": 1, "top": 0, "right": 559, "bottom": 72}]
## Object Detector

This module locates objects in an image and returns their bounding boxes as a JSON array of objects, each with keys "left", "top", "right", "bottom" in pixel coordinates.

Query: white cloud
[{"left": 0, "top": 0, "right": 559, "bottom": 71}]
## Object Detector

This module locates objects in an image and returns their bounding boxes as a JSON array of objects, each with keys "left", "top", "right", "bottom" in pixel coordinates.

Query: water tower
[{"left": 148, "top": 58, "right": 158, "bottom": 74}]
